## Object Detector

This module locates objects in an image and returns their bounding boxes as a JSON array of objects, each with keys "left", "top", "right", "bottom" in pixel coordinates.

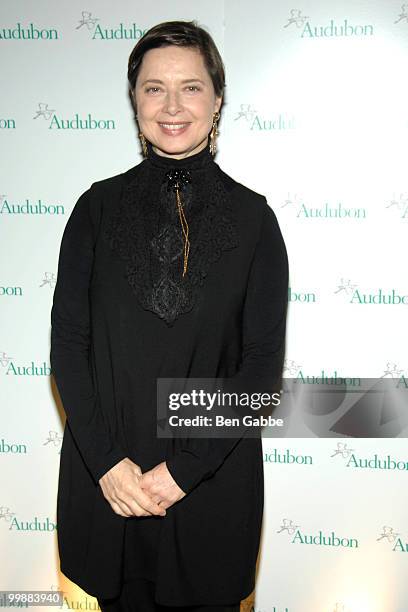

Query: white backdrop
[{"left": 1, "top": 1, "right": 407, "bottom": 611}]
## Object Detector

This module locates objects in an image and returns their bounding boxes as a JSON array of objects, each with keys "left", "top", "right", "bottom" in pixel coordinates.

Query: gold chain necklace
[{"left": 165, "top": 168, "right": 192, "bottom": 277}]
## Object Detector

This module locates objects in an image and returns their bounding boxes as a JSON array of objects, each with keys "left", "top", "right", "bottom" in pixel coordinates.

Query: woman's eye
[
  {"left": 145, "top": 87, "right": 161, "bottom": 93},
  {"left": 186, "top": 85, "right": 200, "bottom": 92}
]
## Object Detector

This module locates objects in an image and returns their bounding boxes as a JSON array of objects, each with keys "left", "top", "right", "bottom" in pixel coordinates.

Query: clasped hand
[{"left": 99, "top": 458, "right": 186, "bottom": 517}]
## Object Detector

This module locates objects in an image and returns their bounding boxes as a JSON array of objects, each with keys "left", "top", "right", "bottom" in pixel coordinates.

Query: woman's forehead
[{"left": 138, "top": 46, "right": 209, "bottom": 80}]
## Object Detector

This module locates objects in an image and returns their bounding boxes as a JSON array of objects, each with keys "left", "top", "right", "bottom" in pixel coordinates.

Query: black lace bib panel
[{"left": 104, "top": 144, "right": 239, "bottom": 326}]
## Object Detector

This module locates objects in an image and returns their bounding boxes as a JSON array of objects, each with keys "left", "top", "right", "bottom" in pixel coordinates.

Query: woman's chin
[{"left": 151, "top": 135, "right": 209, "bottom": 159}]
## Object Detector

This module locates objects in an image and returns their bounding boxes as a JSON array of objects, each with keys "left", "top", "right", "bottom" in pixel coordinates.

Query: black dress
[{"left": 50, "top": 142, "right": 289, "bottom": 606}]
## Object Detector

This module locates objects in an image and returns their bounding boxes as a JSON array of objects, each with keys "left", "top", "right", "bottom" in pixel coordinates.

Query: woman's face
[{"left": 133, "top": 45, "right": 222, "bottom": 159}]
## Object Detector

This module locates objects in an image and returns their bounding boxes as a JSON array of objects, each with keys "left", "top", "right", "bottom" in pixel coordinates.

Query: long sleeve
[
  {"left": 166, "top": 200, "right": 289, "bottom": 494},
  {"left": 50, "top": 186, "right": 128, "bottom": 486}
]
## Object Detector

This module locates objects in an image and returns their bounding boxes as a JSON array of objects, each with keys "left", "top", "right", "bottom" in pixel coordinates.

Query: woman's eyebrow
[
  {"left": 180, "top": 78, "right": 205, "bottom": 84},
  {"left": 140, "top": 78, "right": 206, "bottom": 86},
  {"left": 140, "top": 79, "right": 164, "bottom": 86}
]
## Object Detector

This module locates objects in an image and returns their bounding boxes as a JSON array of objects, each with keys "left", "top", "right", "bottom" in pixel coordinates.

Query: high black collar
[{"left": 144, "top": 141, "right": 214, "bottom": 171}]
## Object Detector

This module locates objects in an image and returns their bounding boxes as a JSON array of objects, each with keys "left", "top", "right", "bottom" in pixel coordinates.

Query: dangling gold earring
[
  {"left": 139, "top": 132, "right": 148, "bottom": 157},
  {"left": 209, "top": 111, "right": 220, "bottom": 156}
]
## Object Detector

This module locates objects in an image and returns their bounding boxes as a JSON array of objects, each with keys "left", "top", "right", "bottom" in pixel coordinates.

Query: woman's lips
[{"left": 158, "top": 122, "right": 190, "bottom": 136}]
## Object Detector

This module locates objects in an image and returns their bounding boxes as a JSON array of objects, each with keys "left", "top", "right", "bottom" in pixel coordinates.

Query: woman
[{"left": 50, "top": 20, "right": 289, "bottom": 612}]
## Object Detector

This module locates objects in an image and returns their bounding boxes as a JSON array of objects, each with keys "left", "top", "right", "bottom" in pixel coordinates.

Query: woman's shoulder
[
  {"left": 88, "top": 161, "right": 143, "bottom": 195},
  {"left": 216, "top": 165, "right": 269, "bottom": 215},
  {"left": 70, "top": 162, "right": 144, "bottom": 233},
  {"left": 216, "top": 166, "right": 283, "bottom": 243}
]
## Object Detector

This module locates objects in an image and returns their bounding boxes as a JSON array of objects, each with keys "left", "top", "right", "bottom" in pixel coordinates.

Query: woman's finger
[
  {"left": 109, "top": 500, "right": 130, "bottom": 517},
  {"left": 131, "top": 487, "right": 166, "bottom": 516}
]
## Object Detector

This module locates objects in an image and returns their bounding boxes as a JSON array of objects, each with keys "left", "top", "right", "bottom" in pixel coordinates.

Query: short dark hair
[{"left": 127, "top": 20, "right": 225, "bottom": 99}]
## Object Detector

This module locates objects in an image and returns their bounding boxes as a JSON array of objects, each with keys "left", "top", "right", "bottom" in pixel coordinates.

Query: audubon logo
[
  {"left": 44, "top": 430, "right": 63, "bottom": 454},
  {"left": 281, "top": 366, "right": 408, "bottom": 438},
  {"left": 395, "top": 5, "right": 408, "bottom": 25},
  {"left": 288, "top": 286, "right": 317, "bottom": 303},
  {"left": 335, "top": 279, "right": 408, "bottom": 305},
  {"left": 283, "top": 9, "right": 374, "bottom": 38},
  {"left": 52, "top": 586, "right": 100, "bottom": 612},
  {"left": 283, "top": 359, "right": 302, "bottom": 377},
  {"left": 277, "top": 518, "right": 358, "bottom": 548},
  {"left": 264, "top": 448, "right": 313, "bottom": 465},
  {"left": 332, "top": 443, "right": 408, "bottom": 471},
  {"left": 0, "top": 284, "right": 22, "bottom": 296},
  {"left": 381, "top": 362, "right": 407, "bottom": 388},
  {"left": 0, "top": 507, "right": 57, "bottom": 532},
  {"left": 0, "top": 438, "right": 27, "bottom": 454},
  {"left": 0, "top": 22, "right": 59, "bottom": 40},
  {"left": 280, "top": 192, "right": 366, "bottom": 219},
  {"left": 0, "top": 194, "right": 65, "bottom": 215},
  {"left": 335, "top": 278, "right": 357, "bottom": 298},
  {"left": 386, "top": 193, "right": 408, "bottom": 219},
  {"left": 382, "top": 362, "right": 405, "bottom": 379},
  {"left": 76, "top": 11, "right": 147, "bottom": 40},
  {"left": 0, "top": 506, "right": 15, "bottom": 523},
  {"left": 0, "top": 117, "right": 16, "bottom": 129},
  {"left": 296, "top": 369, "right": 360, "bottom": 386},
  {"left": 0, "top": 351, "right": 12, "bottom": 368},
  {"left": 331, "top": 442, "right": 355, "bottom": 459},
  {"left": 234, "top": 104, "right": 295, "bottom": 131},
  {"left": 40, "top": 272, "right": 57, "bottom": 289},
  {"left": 0, "top": 353, "right": 51, "bottom": 376},
  {"left": 33, "top": 102, "right": 116, "bottom": 130},
  {"left": 283, "top": 360, "right": 361, "bottom": 386},
  {"left": 56, "top": 589, "right": 98, "bottom": 612},
  {"left": 377, "top": 526, "right": 408, "bottom": 552}
]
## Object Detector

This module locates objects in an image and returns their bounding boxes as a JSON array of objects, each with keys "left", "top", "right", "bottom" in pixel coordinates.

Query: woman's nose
[{"left": 163, "top": 91, "right": 182, "bottom": 115}]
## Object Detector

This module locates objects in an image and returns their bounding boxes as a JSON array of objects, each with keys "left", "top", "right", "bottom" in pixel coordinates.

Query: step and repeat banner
[{"left": 1, "top": 1, "right": 407, "bottom": 611}]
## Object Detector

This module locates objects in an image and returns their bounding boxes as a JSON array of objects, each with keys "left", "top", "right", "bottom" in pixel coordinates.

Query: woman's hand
[
  {"left": 98, "top": 458, "right": 167, "bottom": 518},
  {"left": 139, "top": 461, "right": 186, "bottom": 510}
]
